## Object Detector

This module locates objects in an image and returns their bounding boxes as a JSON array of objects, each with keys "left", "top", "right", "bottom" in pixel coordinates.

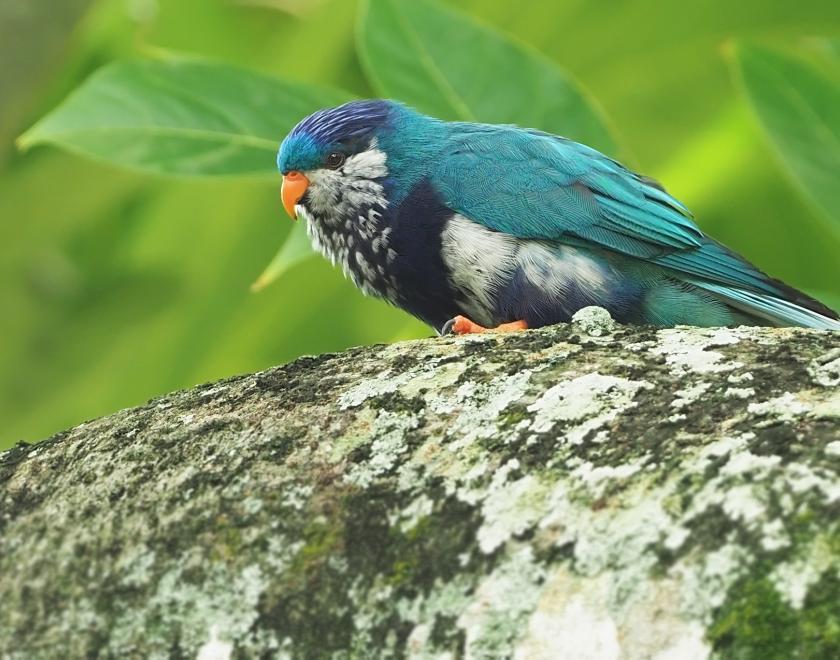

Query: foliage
[
  {"left": 19, "top": 57, "right": 350, "bottom": 177},
  {"left": 734, "top": 42, "right": 840, "bottom": 235},
  {"left": 3, "top": 0, "right": 840, "bottom": 447},
  {"left": 357, "top": 0, "right": 618, "bottom": 155}
]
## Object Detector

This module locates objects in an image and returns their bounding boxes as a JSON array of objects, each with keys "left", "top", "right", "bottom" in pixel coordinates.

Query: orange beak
[{"left": 281, "top": 171, "right": 309, "bottom": 219}]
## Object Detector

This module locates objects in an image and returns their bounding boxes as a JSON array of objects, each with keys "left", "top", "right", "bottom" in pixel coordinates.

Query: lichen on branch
[{"left": 1, "top": 309, "right": 838, "bottom": 658}]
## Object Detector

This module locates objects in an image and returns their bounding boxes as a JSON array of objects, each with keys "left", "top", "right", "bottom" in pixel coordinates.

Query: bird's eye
[{"left": 325, "top": 152, "right": 345, "bottom": 169}]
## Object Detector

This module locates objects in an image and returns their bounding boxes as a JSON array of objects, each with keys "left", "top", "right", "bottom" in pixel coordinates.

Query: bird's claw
[
  {"left": 441, "top": 315, "right": 486, "bottom": 335},
  {"left": 441, "top": 315, "right": 528, "bottom": 335}
]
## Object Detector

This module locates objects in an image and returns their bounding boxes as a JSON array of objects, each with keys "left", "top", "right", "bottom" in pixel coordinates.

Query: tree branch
[{"left": 1, "top": 309, "right": 838, "bottom": 658}]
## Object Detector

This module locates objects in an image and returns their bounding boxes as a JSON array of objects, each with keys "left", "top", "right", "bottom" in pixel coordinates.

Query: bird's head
[{"left": 277, "top": 99, "right": 404, "bottom": 221}]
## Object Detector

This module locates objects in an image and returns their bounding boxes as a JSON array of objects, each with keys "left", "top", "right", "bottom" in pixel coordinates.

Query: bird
[{"left": 276, "top": 99, "right": 840, "bottom": 335}]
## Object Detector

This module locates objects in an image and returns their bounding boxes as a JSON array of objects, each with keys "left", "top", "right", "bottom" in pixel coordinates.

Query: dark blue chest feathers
[
  {"left": 300, "top": 179, "right": 460, "bottom": 331},
  {"left": 384, "top": 180, "right": 462, "bottom": 329}
]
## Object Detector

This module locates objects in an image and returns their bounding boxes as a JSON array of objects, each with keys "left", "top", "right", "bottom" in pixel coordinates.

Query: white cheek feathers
[
  {"left": 295, "top": 145, "right": 396, "bottom": 302},
  {"left": 303, "top": 145, "right": 389, "bottom": 223},
  {"left": 343, "top": 140, "right": 388, "bottom": 179}
]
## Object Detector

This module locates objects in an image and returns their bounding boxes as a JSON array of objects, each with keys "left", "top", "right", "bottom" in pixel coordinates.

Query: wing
[{"left": 431, "top": 124, "right": 782, "bottom": 297}]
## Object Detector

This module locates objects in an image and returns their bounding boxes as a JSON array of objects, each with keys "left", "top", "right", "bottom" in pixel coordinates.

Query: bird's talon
[
  {"left": 442, "top": 315, "right": 528, "bottom": 335},
  {"left": 441, "top": 315, "right": 487, "bottom": 335},
  {"left": 495, "top": 319, "right": 529, "bottom": 332},
  {"left": 440, "top": 318, "right": 456, "bottom": 336},
  {"left": 452, "top": 315, "right": 485, "bottom": 334}
]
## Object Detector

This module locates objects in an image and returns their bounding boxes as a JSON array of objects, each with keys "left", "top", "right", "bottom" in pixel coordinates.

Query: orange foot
[{"left": 443, "top": 315, "right": 528, "bottom": 335}]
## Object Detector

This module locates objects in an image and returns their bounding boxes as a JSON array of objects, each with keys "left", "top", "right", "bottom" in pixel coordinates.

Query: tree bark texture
[{"left": 1, "top": 308, "right": 838, "bottom": 659}]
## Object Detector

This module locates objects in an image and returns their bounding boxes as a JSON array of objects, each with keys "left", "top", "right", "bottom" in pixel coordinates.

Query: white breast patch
[
  {"left": 516, "top": 241, "right": 609, "bottom": 300},
  {"left": 441, "top": 214, "right": 612, "bottom": 325},
  {"left": 440, "top": 215, "right": 519, "bottom": 326}
]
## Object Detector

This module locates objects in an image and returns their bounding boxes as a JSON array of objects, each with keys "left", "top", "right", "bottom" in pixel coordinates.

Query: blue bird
[{"left": 277, "top": 100, "right": 840, "bottom": 334}]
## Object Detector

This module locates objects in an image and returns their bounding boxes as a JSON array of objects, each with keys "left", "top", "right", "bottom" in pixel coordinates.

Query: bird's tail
[{"left": 695, "top": 280, "right": 840, "bottom": 330}]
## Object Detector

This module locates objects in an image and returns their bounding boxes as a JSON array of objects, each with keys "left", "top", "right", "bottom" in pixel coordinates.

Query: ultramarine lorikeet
[{"left": 277, "top": 100, "right": 839, "bottom": 334}]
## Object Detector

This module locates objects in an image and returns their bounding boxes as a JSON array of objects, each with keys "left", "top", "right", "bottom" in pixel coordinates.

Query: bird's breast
[
  {"left": 440, "top": 214, "right": 617, "bottom": 326},
  {"left": 299, "top": 204, "right": 399, "bottom": 302},
  {"left": 440, "top": 215, "right": 520, "bottom": 326}
]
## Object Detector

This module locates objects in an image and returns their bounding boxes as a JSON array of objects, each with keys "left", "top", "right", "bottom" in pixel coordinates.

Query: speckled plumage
[{"left": 277, "top": 100, "right": 840, "bottom": 332}]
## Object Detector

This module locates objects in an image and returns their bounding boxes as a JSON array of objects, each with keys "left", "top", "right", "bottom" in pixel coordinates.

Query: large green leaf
[
  {"left": 734, "top": 43, "right": 840, "bottom": 234},
  {"left": 357, "top": 0, "right": 618, "bottom": 156},
  {"left": 19, "top": 57, "right": 351, "bottom": 177}
]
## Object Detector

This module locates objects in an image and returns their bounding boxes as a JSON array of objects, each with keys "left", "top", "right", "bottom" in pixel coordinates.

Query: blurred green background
[{"left": 2, "top": 0, "right": 840, "bottom": 449}]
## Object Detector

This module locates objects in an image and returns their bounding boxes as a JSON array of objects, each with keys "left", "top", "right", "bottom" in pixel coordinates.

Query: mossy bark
[{"left": 1, "top": 309, "right": 839, "bottom": 659}]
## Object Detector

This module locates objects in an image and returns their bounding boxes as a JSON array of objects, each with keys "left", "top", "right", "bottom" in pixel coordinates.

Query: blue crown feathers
[{"left": 278, "top": 100, "right": 393, "bottom": 173}]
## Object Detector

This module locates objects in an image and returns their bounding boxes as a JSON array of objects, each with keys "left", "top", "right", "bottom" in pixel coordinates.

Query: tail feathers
[
  {"left": 696, "top": 281, "right": 840, "bottom": 330},
  {"left": 656, "top": 238, "right": 839, "bottom": 322}
]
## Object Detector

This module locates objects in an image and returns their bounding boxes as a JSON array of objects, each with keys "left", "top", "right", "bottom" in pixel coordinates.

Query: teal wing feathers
[
  {"left": 435, "top": 128, "right": 693, "bottom": 251},
  {"left": 431, "top": 123, "right": 839, "bottom": 328},
  {"left": 433, "top": 125, "right": 769, "bottom": 292}
]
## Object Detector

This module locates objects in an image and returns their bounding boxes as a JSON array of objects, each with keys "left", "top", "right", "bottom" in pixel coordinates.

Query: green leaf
[
  {"left": 19, "top": 57, "right": 351, "bottom": 177},
  {"left": 734, "top": 43, "right": 840, "bottom": 234},
  {"left": 358, "top": 0, "right": 618, "bottom": 156},
  {"left": 251, "top": 220, "right": 314, "bottom": 292}
]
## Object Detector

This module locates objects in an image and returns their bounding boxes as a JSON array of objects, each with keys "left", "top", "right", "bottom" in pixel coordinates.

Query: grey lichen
[
  {"left": 1, "top": 311, "right": 838, "bottom": 659},
  {"left": 570, "top": 305, "right": 616, "bottom": 337}
]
